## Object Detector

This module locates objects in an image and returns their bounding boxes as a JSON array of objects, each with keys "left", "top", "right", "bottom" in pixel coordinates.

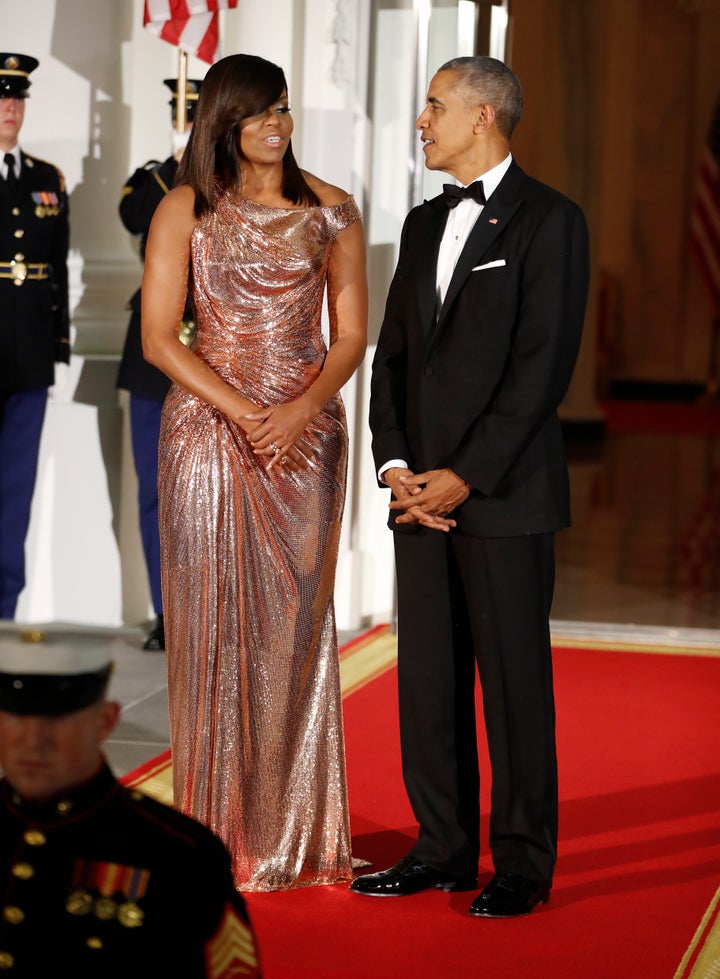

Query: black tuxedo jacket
[{"left": 370, "top": 160, "right": 590, "bottom": 538}]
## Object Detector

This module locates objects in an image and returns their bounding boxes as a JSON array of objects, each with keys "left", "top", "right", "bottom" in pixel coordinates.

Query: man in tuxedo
[
  {"left": 351, "top": 56, "right": 589, "bottom": 917},
  {"left": 0, "top": 54, "right": 70, "bottom": 620},
  {"left": 117, "top": 79, "right": 200, "bottom": 651}
]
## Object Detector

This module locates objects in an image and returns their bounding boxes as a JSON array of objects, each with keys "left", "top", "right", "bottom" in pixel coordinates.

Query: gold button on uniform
[
  {"left": 86, "top": 937, "right": 103, "bottom": 950},
  {"left": 23, "top": 830, "right": 46, "bottom": 847},
  {"left": 56, "top": 800, "right": 73, "bottom": 815},
  {"left": 11, "top": 262, "right": 25, "bottom": 286},
  {"left": 3, "top": 907, "right": 24, "bottom": 925},
  {"left": 13, "top": 229, "right": 23, "bottom": 238},
  {"left": 11, "top": 862, "right": 34, "bottom": 880},
  {"left": 11, "top": 207, "right": 19, "bottom": 216},
  {"left": 0, "top": 951, "right": 14, "bottom": 969}
]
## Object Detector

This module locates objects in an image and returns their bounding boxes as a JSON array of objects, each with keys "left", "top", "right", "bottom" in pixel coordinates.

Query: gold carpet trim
[
  {"left": 551, "top": 635, "right": 720, "bottom": 657},
  {"left": 125, "top": 627, "right": 399, "bottom": 806},
  {"left": 339, "top": 628, "right": 398, "bottom": 697},
  {"left": 130, "top": 758, "right": 173, "bottom": 806},
  {"left": 674, "top": 885, "right": 720, "bottom": 978}
]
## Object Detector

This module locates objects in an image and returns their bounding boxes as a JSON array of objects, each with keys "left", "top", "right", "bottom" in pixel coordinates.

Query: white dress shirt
[{"left": 379, "top": 154, "right": 513, "bottom": 482}]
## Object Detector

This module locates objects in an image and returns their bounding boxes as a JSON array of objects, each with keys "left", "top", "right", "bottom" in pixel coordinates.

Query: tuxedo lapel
[
  {"left": 430, "top": 161, "right": 526, "bottom": 344},
  {"left": 437, "top": 200, "right": 520, "bottom": 327},
  {"left": 414, "top": 200, "right": 448, "bottom": 338}
]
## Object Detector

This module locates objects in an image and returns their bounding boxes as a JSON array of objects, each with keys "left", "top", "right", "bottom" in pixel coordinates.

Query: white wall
[{"left": 8, "top": 0, "right": 397, "bottom": 630}]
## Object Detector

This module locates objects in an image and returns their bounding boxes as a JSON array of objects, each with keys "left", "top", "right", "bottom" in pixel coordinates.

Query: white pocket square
[{"left": 472, "top": 259, "right": 507, "bottom": 271}]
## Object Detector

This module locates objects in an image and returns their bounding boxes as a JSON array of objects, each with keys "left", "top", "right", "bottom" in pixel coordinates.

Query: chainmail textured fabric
[{"left": 158, "top": 190, "right": 360, "bottom": 891}]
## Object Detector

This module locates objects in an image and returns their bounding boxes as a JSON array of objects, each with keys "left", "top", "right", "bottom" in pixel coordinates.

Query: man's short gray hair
[{"left": 438, "top": 56, "right": 523, "bottom": 139}]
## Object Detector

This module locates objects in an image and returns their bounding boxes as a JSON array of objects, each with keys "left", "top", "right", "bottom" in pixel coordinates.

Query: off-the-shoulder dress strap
[{"left": 324, "top": 195, "right": 361, "bottom": 235}]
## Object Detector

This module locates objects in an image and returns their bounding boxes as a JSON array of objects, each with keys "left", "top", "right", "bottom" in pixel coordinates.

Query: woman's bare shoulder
[
  {"left": 153, "top": 184, "right": 198, "bottom": 232},
  {"left": 302, "top": 171, "right": 352, "bottom": 207}
]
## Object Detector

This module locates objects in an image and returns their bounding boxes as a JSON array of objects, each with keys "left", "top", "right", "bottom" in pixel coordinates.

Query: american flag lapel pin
[{"left": 488, "top": 217, "right": 498, "bottom": 224}]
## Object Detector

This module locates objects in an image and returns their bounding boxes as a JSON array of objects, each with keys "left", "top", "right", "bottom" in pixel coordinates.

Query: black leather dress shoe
[
  {"left": 349, "top": 854, "right": 477, "bottom": 897},
  {"left": 142, "top": 615, "right": 165, "bottom": 652},
  {"left": 468, "top": 871, "right": 550, "bottom": 918}
]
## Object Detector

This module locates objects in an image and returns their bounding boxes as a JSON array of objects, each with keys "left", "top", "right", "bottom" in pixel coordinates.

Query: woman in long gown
[{"left": 141, "top": 54, "right": 367, "bottom": 891}]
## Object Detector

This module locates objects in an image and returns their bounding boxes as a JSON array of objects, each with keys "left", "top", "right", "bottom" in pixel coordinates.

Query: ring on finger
[
  {"left": 281, "top": 455, "right": 289, "bottom": 464},
  {"left": 269, "top": 442, "right": 280, "bottom": 455}
]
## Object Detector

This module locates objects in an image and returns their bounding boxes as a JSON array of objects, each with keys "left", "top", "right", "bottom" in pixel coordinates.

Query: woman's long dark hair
[{"left": 176, "top": 54, "right": 320, "bottom": 215}]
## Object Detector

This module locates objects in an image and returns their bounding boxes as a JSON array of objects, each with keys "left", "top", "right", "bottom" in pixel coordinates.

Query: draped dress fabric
[{"left": 158, "top": 190, "right": 360, "bottom": 891}]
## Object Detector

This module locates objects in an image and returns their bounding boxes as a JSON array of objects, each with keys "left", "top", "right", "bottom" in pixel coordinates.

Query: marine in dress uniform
[
  {"left": 0, "top": 633, "right": 261, "bottom": 978},
  {"left": 117, "top": 78, "right": 201, "bottom": 652},
  {"left": 0, "top": 54, "right": 70, "bottom": 620}
]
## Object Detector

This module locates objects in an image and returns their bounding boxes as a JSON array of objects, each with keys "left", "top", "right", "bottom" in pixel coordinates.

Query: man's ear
[
  {"left": 474, "top": 103, "right": 496, "bottom": 133},
  {"left": 98, "top": 701, "right": 121, "bottom": 742}
]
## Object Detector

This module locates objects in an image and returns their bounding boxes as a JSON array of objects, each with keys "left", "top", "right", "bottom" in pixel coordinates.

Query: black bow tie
[{"left": 442, "top": 180, "right": 486, "bottom": 208}]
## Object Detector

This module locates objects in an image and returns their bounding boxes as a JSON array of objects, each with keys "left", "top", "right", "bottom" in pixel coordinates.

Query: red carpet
[{"left": 125, "top": 637, "right": 720, "bottom": 977}]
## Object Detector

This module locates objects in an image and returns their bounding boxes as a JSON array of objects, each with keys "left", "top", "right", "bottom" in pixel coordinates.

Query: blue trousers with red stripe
[{"left": 129, "top": 394, "right": 164, "bottom": 617}]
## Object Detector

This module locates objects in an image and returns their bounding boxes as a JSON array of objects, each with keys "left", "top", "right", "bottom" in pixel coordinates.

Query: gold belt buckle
[{"left": 10, "top": 259, "right": 27, "bottom": 285}]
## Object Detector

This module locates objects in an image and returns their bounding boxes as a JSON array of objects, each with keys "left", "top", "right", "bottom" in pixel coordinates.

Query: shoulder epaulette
[
  {"left": 23, "top": 154, "right": 66, "bottom": 193},
  {"left": 120, "top": 784, "right": 215, "bottom": 848},
  {"left": 152, "top": 169, "right": 172, "bottom": 194}
]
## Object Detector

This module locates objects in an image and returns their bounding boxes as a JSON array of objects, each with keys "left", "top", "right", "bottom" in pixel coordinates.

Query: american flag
[
  {"left": 143, "top": 0, "right": 239, "bottom": 64},
  {"left": 690, "top": 97, "right": 720, "bottom": 314}
]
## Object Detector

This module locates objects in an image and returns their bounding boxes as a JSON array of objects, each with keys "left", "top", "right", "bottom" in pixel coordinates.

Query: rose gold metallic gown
[{"left": 158, "top": 190, "right": 360, "bottom": 891}]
